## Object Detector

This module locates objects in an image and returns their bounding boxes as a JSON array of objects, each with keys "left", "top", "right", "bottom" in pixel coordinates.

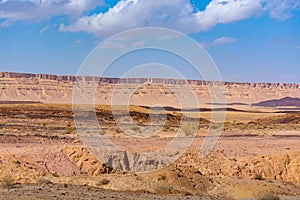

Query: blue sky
[{"left": 0, "top": 0, "right": 299, "bottom": 83}]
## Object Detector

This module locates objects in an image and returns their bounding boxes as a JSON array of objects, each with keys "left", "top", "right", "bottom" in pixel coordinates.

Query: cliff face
[
  {"left": 0, "top": 72, "right": 76, "bottom": 81},
  {"left": 0, "top": 72, "right": 299, "bottom": 105}
]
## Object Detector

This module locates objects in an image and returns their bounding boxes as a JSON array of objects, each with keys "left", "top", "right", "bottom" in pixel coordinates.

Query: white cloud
[
  {"left": 194, "top": 0, "right": 262, "bottom": 31},
  {"left": 40, "top": 23, "right": 56, "bottom": 34},
  {"left": 59, "top": 0, "right": 202, "bottom": 36},
  {"left": 1, "top": 0, "right": 299, "bottom": 36},
  {"left": 201, "top": 36, "right": 237, "bottom": 47},
  {"left": 212, "top": 37, "right": 236, "bottom": 46},
  {"left": 0, "top": 0, "right": 101, "bottom": 26},
  {"left": 60, "top": 0, "right": 300, "bottom": 38},
  {"left": 59, "top": 0, "right": 196, "bottom": 37},
  {"left": 40, "top": 25, "right": 50, "bottom": 34},
  {"left": 264, "top": 0, "right": 300, "bottom": 20}
]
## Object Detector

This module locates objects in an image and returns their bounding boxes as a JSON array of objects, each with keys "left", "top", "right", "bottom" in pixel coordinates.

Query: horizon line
[{"left": 1, "top": 71, "right": 299, "bottom": 85}]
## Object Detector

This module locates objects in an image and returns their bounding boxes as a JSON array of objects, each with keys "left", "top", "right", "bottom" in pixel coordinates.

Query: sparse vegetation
[
  {"left": 184, "top": 190, "right": 192, "bottom": 196},
  {"left": 130, "top": 126, "right": 141, "bottom": 133},
  {"left": 163, "top": 125, "right": 170, "bottom": 132},
  {"left": 181, "top": 123, "right": 198, "bottom": 136},
  {"left": 97, "top": 178, "right": 110, "bottom": 186},
  {"left": 253, "top": 173, "right": 265, "bottom": 181},
  {"left": 163, "top": 125, "right": 175, "bottom": 132},
  {"left": 36, "top": 177, "right": 52, "bottom": 185},
  {"left": 157, "top": 174, "right": 167, "bottom": 181},
  {"left": 1, "top": 175, "right": 14, "bottom": 189},
  {"left": 151, "top": 134, "right": 160, "bottom": 138},
  {"left": 114, "top": 128, "right": 122, "bottom": 134},
  {"left": 258, "top": 193, "right": 280, "bottom": 200},
  {"left": 12, "top": 160, "right": 21, "bottom": 165},
  {"left": 64, "top": 122, "right": 75, "bottom": 134},
  {"left": 210, "top": 123, "right": 223, "bottom": 130},
  {"left": 98, "top": 130, "right": 105, "bottom": 135},
  {"left": 51, "top": 172, "right": 59, "bottom": 177},
  {"left": 154, "top": 183, "right": 173, "bottom": 193},
  {"left": 0, "top": 102, "right": 300, "bottom": 198}
]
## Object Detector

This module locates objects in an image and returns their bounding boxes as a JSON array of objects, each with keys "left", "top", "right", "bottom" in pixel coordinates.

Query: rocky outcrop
[
  {"left": 65, "top": 146, "right": 108, "bottom": 176},
  {"left": 197, "top": 151, "right": 300, "bottom": 184},
  {"left": 65, "top": 144, "right": 181, "bottom": 173}
]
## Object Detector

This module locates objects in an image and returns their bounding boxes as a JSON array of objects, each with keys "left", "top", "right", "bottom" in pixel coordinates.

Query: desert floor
[{"left": 0, "top": 103, "right": 299, "bottom": 200}]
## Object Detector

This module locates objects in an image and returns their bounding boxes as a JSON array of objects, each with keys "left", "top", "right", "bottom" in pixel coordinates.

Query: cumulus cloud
[
  {"left": 1, "top": 0, "right": 299, "bottom": 37},
  {"left": 59, "top": 0, "right": 300, "bottom": 38},
  {"left": 60, "top": 0, "right": 261, "bottom": 37},
  {"left": 59, "top": 0, "right": 197, "bottom": 36},
  {"left": 0, "top": 0, "right": 101, "bottom": 26},
  {"left": 194, "top": 0, "right": 262, "bottom": 31}
]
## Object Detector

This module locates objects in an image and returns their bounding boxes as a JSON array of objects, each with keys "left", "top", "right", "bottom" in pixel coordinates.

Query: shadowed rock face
[
  {"left": 0, "top": 72, "right": 299, "bottom": 106},
  {"left": 253, "top": 97, "right": 300, "bottom": 107},
  {"left": 0, "top": 72, "right": 76, "bottom": 81}
]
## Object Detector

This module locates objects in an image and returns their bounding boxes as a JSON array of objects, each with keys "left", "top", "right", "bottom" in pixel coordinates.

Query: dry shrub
[
  {"left": 1, "top": 175, "right": 14, "bottom": 189},
  {"left": 182, "top": 123, "right": 197, "bottom": 136},
  {"left": 157, "top": 174, "right": 167, "bottom": 181},
  {"left": 97, "top": 178, "right": 110, "bottom": 186},
  {"left": 130, "top": 126, "right": 141, "bottom": 133},
  {"left": 259, "top": 193, "right": 280, "bottom": 200},
  {"left": 253, "top": 173, "right": 265, "bottom": 180},
  {"left": 36, "top": 177, "right": 52, "bottom": 185},
  {"left": 154, "top": 183, "right": 173, "bottom": 193}
]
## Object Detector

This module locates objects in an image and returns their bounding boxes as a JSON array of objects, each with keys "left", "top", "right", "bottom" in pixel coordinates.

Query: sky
[{"left": 0, "top": 0, "right": 299, "bottom": 83}]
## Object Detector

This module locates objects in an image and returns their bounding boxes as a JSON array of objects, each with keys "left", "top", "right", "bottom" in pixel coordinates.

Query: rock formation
[{"left": 0, "top": 72, "right": 299, "bottom": 106}]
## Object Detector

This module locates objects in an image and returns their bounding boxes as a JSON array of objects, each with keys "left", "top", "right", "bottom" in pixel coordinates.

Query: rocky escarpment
[
  {"left": 65, "top": 146, "right": 300, "bottom": 184},
  {"left": 197, "top": 150, "right": 300, "bottom": 184},
  {"left": 0, "top": 72, "right": 299, "bottom": 106}
]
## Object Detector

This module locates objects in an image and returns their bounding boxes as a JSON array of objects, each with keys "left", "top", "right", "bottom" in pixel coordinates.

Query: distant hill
[
  {"left": 0, "top": 72, "right": 300, "bottom": 105},
  {"left": 252, "top": 97, "right": 300, "bottom": 107}
]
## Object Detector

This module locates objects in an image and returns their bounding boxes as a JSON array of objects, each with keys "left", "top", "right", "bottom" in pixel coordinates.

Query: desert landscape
[
  {"left": 1, "top": 0, "right": 299, "bottom": 199},
  {"left": 0, "top": 72, "right": 299, "bottom": 200}
]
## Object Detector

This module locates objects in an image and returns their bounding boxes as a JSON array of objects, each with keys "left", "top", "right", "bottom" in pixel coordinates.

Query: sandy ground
[
  {"left": 0, "top": 184, "right": 218, "bottom": 200},
  {"left": 0, "top": 103, "right": 299, "bottom": 199}
]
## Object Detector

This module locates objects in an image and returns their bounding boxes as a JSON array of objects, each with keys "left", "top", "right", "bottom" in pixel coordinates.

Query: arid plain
[{"left": 0, "top": 72, "right": 299, "bottom": 200}]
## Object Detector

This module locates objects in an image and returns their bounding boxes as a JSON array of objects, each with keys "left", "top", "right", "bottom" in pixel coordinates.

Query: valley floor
[{"left": 0, "top": 103, "right": 299, "bottom": 199}]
